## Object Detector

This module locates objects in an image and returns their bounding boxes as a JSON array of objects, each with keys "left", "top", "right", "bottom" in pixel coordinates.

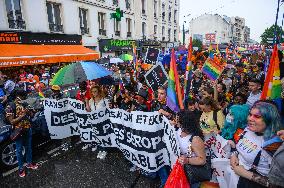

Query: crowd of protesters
[{"left": 0, "top": 46, "right": 284, "bottom": 188}]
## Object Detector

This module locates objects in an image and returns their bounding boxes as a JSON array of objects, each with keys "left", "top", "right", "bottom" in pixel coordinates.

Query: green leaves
[{"left": 260, "top": 25, "right": 284, "bottom": 45}]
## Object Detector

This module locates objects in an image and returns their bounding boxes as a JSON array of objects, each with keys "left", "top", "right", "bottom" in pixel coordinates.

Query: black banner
[{"left": 0, "top": 31, "right": 82, "bottom": 45}]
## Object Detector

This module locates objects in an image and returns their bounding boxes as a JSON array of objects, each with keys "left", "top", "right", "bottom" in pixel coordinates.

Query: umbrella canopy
[
  {"left": 110, "top": 57, "right": 124, "bottom": 64},
  {"left": 50, "top": 61, "right": 112, "bottom": 85},
  {"left": 98, "top": 57, "right": 110, "bottom": 64},
  {"left": 119, "top": 54, "right": 133, "bottom": 61},
  {"left": 237, "top": 47, "right": 247, "bottom": 52}
]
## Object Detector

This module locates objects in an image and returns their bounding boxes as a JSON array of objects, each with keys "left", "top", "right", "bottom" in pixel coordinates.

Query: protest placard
[
  {"left": 145, "top": 47, "right": 160, "bottom": 64},
  {"left": 144, "top": 63, "right": 168, "bottom": 92}
]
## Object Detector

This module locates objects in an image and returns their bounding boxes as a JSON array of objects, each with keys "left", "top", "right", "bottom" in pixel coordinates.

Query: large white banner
[
  {"left": 204, "top": 133, "right": 239, "bottom": 188},
  {"left": 43, "top": 98, "right": 180, "bottom": 172}
]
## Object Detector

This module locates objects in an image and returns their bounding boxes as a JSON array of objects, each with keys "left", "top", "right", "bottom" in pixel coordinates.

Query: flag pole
[{"left": 273, "top": 0, "right": 281, "bottom": 45}]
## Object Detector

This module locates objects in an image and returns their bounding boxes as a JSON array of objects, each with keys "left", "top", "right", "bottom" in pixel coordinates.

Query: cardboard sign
[
  {"left": 144, "top": 63, "right": 168, "bottom": 92},
  {"left": 145, "top": 47, "right": 160, "bottom": 64}
]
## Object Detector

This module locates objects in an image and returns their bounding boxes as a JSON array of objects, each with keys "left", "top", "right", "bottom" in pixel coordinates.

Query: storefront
[
  {"left": 99, "top": 39, "right": 139, "bottom": 57},
  {"left": 0, "top": 31, "right": 99, "bottom": 68},
  {"left": 138, "top": 40, "right": 161, "bottom": 56}
]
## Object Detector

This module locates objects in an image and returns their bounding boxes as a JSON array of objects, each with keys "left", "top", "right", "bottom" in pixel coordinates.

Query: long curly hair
[{"left": 178, "top": 110, "right": 204, "bottom": 140}]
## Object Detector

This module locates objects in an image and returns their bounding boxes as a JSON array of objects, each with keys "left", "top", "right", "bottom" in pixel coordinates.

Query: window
[
  {"left": 154, "top": 25, "right": 157, "bottom": 35},
  {"left": 168, "top": 29, "right": 171, "bottom": 41},
  {"left": 125, "top": 0, "right": 131, "bottom": 9},
  {"left": 5, "top": 0, "right": 25, "bottom": 29},
  {"left": 47, "top": 2, "right": 63, "bottom": 32},
  {"left": 113, "top": 0, "right": 118, "bottom": 6},
  {"left": 98, "top": 12, "right": 106, "bottom": 35},
  {"left": 162, "top": 3, "right": 165, "bottom": 20},
  {"left": 126, "top": 18, "right": 131, "bottom": 37},
  {"left": 141, "top": 0, "right": 145, "bottom": 14},
  {"left": 174, "top": 10, "right": 177, "bottom": 23},
  {"left": 174, "top": 29, "right": 177, "bottom": 41},
  {"left": 154, "top": 0, "right": 157, "bottom": 18},
  {"left": 142, "top": 22, "right": 146, "bottom": 39},
  {"left": 162, "top": 26, "right": 165, "bottom": 40},
  {"left": 168, "top": 6, "right": 171, "bottom": 22},
  {"left": 114, "top": 19, "right": 120, "bottom": 36},
  {"left": 79, "top": 8, "right": 89, "bottom": 35}
]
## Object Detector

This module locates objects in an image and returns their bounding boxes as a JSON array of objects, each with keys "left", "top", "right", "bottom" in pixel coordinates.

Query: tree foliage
[
  {"left": 192, "top": 39, "right": 203, "bottom": 50},
  {"left": 260, "top": 25, "right": 284, "bottom": 45}
]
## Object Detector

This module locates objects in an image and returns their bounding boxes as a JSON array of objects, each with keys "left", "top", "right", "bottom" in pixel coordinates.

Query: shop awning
[{"left": 0, "top": 44, "right": 100, "bottom": 67}]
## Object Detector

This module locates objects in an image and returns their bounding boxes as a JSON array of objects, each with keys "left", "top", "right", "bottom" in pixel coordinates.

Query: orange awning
[{"left": 0, "top": 44, "right": 100, "bottom": 67}]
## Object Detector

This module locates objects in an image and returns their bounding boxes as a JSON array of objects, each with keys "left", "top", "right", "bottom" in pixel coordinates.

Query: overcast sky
[{"left": 179, "top": 0, "right": 283, "bottom": 42}]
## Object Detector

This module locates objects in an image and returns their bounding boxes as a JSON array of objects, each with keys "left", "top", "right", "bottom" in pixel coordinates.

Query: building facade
[
  {"left": 181, "top": 14, "right": 251, "bottom": 46},
  {"left": 133, "top": 0, "right": 180, "bottom": 52},
  {"left": 188, "top": 14, "right": 232, "bottom": 45},
  {"left": 0, "top": 0, "right": 180, "bottom": 56}
]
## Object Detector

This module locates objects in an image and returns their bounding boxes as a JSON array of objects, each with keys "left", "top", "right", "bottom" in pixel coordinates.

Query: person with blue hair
[
  {"left": 230, "top": 101, "right": 283, "bottom": 188},
  {"left": 221, "top": 104, "right": 250, "bottom": 140}
]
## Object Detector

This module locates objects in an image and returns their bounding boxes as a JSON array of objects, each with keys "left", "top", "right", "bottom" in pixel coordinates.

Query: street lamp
[
  {"left": 183, "top": 21, "right": 186, "bottom": 45},
  {"left": 182, "top": 14, "right": 191, "bottom": 45}
]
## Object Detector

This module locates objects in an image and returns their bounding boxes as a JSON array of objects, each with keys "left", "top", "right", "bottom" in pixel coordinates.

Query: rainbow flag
[
  {"left": 200, "top": 181, "right": 219, "bottom": 188},
  {"left": 202, "top": 59, "right": 224, "bottom": 81},
  {"left": 184, "top": 37, "right": 193, "bottom": 104},
  {"left": 208, "top": 44, "right": 214, "bottom": 59},
  {"left": 38, "top": 88, "right": 45, "bottom": 98},
  {"left": 261, "top": 45, "right": 282, "bottom": 110},
  {"left": 132, "top": 43, "right": 138, "bottom": 78},
  {"left": 225, "top": 47, "right": 229, "bottom": 59},
  {"left": 167, "top": 49, "right": 184, "bottom": 112},
  {"left": 216, "top": 43, "right": 220, "bottom": 55}
]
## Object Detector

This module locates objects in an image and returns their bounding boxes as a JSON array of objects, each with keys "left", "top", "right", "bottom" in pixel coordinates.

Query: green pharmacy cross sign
[{"left": 111, "top": 8, "right": 124, "bottom": 21}]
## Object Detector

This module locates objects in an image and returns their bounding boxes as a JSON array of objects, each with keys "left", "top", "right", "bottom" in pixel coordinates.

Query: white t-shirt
[
  {"left": 176, "top": 128, "right": 192, "bottom": 155},
  {"left": 246, "top": 91, "right": 261, "bottom": 107},
  {"left": 237, "top": 128, "right": 272, "bottom": 176},
  {"left": 89, "top": 98, "right": 109, "bottom": 111}
]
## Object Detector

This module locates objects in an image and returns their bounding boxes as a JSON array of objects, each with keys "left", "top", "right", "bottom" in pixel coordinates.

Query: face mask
[
  {"left": 226, "top": 113, "right": 234, "bottom": 123},
  {"left": 125, "top": 76, "right": 130, "bottom": 82}
]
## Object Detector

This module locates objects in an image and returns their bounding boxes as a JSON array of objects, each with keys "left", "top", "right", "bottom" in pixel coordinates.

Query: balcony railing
[
  {"left": 127, "top": 32, "right": 131, "bottom": 37},
  {"left": 8, "top": 19, "right": 26, "bottom": 30},
  {"left": 99, "top": 29, "right": 106, "bottom": 36},
  {"left": 81, "top": 27, "right": 89, "bottom": 35},
  {"left": 49, "top": 23, "right": 63, "bottom": 32},
  {"left": 115, "top": 31, "right": 120, "bottom": 36}
]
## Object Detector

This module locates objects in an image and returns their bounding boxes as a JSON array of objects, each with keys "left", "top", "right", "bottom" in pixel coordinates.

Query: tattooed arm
[{"left": 232, "top": 165, "right": 269, "bottom": 187}]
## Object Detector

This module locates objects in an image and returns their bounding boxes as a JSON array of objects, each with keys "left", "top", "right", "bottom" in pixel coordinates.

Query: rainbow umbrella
[
  {"left": 50, "top": 61, "right": 112, "bottom": 85},
  {"left": 119, "top": 54, "right": 133, "bottom": 61}
]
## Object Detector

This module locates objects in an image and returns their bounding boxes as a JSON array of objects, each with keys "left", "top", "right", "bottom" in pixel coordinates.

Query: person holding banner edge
[
  {"left": 170, "top": 110, "right": 208, "bottom": 188},
  {"left": 88, "top": 85, "right": 110, "bottom": 159}
]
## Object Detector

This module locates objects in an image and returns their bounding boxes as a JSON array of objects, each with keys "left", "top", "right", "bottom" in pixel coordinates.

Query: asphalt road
[{"left": 0, "top": 143, "right": 161, "bottom": 188}]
